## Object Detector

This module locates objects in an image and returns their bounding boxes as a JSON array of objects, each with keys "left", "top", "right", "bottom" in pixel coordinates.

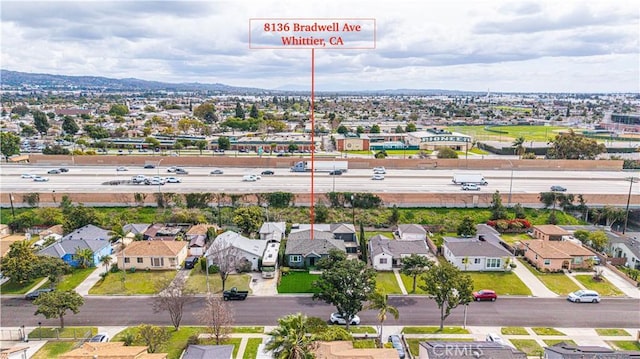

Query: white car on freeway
[
  {"left": 33, "top": 176, "right": 49, "bottom": 182},
  {"left": 373, "top": 166, "right": 386, "bottom": 174},
  {"left": 165, "top": 176, "right": 181, "bottom": 183},
  {"left": 372, "top": 174, "right": 385, "bottom": 180},
  {"left": 21, "top": 174, "right": 34, "bottom": 179}
]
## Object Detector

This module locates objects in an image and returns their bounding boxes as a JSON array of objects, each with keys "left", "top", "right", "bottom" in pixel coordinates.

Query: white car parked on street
[{"left": 329, "top": 312, "right": 360, "bottom": 325}]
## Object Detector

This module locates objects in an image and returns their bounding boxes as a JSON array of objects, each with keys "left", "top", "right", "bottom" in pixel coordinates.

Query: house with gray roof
[
  {"left": 285, "top": 229, "right": 346, "bottom": 268},
  {"left": 38, "top": 224, "right": 112, "bottom": 268},
  {"left": 182, "top": 344, "right": 233, "bottom": 359},
  {"left": 205, "top": 231, "right": 267, "bottom": 271},
  {"left": 607, "top": 232, "right": 640, "bottom": 269},
  {"left": 443, "top": 236, "right": 513, "bottom": 271},
  {"left": 418, "top": 341, "right": 526, "bottom": 359},
  {"left": 369, "top": 234, "right": 430, "bottom": 271},
  {"left": 397, "top": 224, "right": 427, "bottom": 241},
  {"left": 544, "top": 342, "right": 640, "bottom": 359},
  {"left": 291, "top": 223, "right": 358, "bottom": 254},
  {"left": 259, "top": 222, "right": 286, "bottom": 242},
  {"left": 123, "top": 223, "right": 151, "bottom": 237}
]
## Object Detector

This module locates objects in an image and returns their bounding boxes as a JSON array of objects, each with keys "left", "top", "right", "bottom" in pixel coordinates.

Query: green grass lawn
[
  {"left": 114, "top": 326, "right": 210, "bottom": 359},
  {"left": 0, "top": 277, "right": 45, "bottom": 295},
  {"left": 499, "top": 233, "right": 530, "bottom": 245},
  {"left": 400, "top": 273, "right": 427, "bottom": 294},
  {"left": 520, "top": 260, "right": 580, "bottom": 295},
  {"left": 243, "top": 337, "right": 264, "bottom": 359},
  {"left": 352, "top": 339, "right": 377, "bottom": 348},
  {"left": 573, "top": 275, "right": 624, "bottom": 296},
  {"left": 447, "top": 125, "right": 567, "bottom": 142},
  {"left": 29, "top": 327, "right": 97, "bottom": 339},
  {"left": 375, "top": 271, "right": 402, "bottom": 294},
  {"left": 510, "top": 339, "right": 544, "bottom": 356},
  {"left": 349, "top": 326, "right": 378, "bottom": 334},
  {"left": 233, "top": 326, "right": 264, "bottom": 334},
  {"left": 544, "top": 339, "right": 577, "bottom": 346},
  {"left": 467, "top": 271, "right": 531, "bottom": 296},
  {"left": 277, "top": 271, "right": 320, "bottom": 293},
  {"left": 608, "top": 341, "right": 640, "bottom": 351},
  {"left": 31, "top": 341, "right": 76, "bottom": 359},
  {"left": 54, "top": 268, "right": 96, "bottom": 291},
  {"left": 365, "top": 231, "right": 394, "bottom": 239},
  {"left": 402, "top": 326, "right": 470, "bottom": 334},
  {"left": 596, "top": 329, "right": 631, "bottom": 336},
  {"left": 501, "top": 327, "right": 529, "bottom": 335},
  {"left": 532, "top": 327, "right": 566, "bottom": 336},
  {"left": 184, "top": 271, "right": 251, "bottom": 294},
  {"left": 89, "top": 270, "right": 178, "bottom": 295}
]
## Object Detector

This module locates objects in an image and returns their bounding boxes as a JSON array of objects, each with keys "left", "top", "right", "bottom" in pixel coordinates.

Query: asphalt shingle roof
[
  {"left": 285, "top": 232, "right": 346, "bottom": 256},
  {"left": 444, "top": 238, "right": 512, "bottom": 257},
  {"left": 369, "top": 235, "right": 428, "bottom": 259}
]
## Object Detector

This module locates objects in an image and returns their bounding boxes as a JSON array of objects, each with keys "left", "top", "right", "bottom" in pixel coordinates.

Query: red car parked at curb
[{"left": 473, "top": 289, "right": 497, "bottom": 301}]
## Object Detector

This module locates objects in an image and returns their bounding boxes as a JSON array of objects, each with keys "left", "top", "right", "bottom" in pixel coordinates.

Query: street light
[
  {"left": 623, "top": 177, "right": 638, "bottom": 234},
  {"left": 38, "top": 322, "right": 42, "bottom": 341},
  {"left": 350, "top": 194, "right": 355, "bottom": 225}
]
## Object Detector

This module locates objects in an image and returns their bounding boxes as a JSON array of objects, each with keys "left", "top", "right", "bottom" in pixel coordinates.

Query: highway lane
[
  {"left": 1, "top": 296, "right": 638, "bottom": 328},
  {"left": 0, "top": 165, "right": 636, "bottom": 194}
]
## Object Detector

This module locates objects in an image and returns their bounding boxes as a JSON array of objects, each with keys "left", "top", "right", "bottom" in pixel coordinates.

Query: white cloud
[{"left": 1, "top": 0, "right": 638, "bottom": 92}]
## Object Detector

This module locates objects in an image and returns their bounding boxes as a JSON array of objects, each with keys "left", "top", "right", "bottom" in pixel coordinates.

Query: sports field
[{"left": 446, "top": 125, "right": 570, "bottom": 142}]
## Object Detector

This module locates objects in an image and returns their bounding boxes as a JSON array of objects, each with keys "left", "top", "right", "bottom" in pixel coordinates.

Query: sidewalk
[
  {"left": 510, "top": 258, "right": 558, "bottom": 298},
  {"left": 75, "top": 265, "right": 107, "bottom": 296}
]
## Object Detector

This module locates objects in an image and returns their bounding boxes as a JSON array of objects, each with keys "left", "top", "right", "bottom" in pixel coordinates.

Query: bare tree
[
  {"left": 198, "top": 294, "right": 234, "bottom": 344},
  {"left": 206, "top": 238, "right": 242, "bottom": 291},
  {"left": 152, "top": 276, "right": 194, "bottom": 330}
]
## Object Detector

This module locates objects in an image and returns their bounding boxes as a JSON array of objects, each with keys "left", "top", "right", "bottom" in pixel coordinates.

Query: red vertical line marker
[{"left": 310, "top": 48, "right": 315, "bottom": 240}]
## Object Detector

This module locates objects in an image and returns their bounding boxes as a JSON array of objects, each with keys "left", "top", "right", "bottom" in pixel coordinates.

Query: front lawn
[
  {"left": 501, "top": 327, "right": 528, "bottom": 335},
  {"left": 0, "top": 277, "right": 45, "bottom": 295},
  {"left": 89, "top": 270, "right": 178, "bottom": 295},
  {"left": 277, "top": 271, "right": 320, "bottom": 293},
  {"left": 184, "top": 271, "right": 251, "bottom": 294},
  {"left": 608, "top": 341, "right": 640, "bottom": 351},
  {"left": 520, "top": 260, "right": 580, "bottom": 295},
  {"left": 402, "top": 326, "right": 470, "bottom": 334},
  {"left": 233, "top": 326, "right": 264, "bottom": 334},
  {"left": 467, "top": 271, "right": 531, "bottom": 296},
  {"left": 29, "top": 326, "right": 98, "bottom": 339},
  {"left": 349, "top": 326, "right": 378, "bottom": 334},
  {"left": 400, "top": 272, "right": 427, "bottom": 294},
  {"left": 54, "top": 268, "right": 96, "bottom": 291},
  {"left": 596, "top": 328, "right": 631, "bottom": 336},
  {"left": 243, "top": 338, "right": 264, "bottom": 359},
  {"left": 510, "top": 339, "right": 544, "bottom": 356},
  {"left": 375, "top": 271, "right": 402, "bottom": 294},
  {"left": 365, "top": 231, "right": 394, "bottom": 239},
  {"left": 573, "top": 275, "right": 624, "bottom": 296},
  {"left": 531, "top": 327, "right": 565, "bottom": 336},
  {"left": 352, "top": 339, "right": 377, "bottom": 348},
  {"left": 31, "top": 341, "right": 75, "bottom": 359}
]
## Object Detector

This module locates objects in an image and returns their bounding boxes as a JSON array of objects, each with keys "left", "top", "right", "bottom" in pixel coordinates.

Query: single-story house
[
  {"left": 37, "top": 224, "right": 113, "bottom": 267},
  {"left": 521, "top": 240, "right": 595, "bottom": 271},
  {"left": 314, "top": 341, "right": 399, "bottom": 359},
  {"left": 532, "top": 225, "right": 570, "bottom": 241},
  {"left": 397, "top": 224, "right": 427, "bottom": 241},
  {"left": 442, "top": 237, "right": 513, "bottom": 271},
  {"left": 418, "top": 341, "right": 526, "bottom": 359},
  {"left": 369, "top": 234, "right": 430, "bottom": 271},
  {"left": 59, "top": 342, "right": 168, "bottom": 359},
  {"left": 123, "top": 223, "right": 151, "bottom": 237},
  {"left": 607, "top": 234, "right": 640, "bottom": 269},
  {"left": 544, "top": 342, "right": 640, "bottom": 359},
  {"left": 117, "top": 240, "right": 188, "bottom": 271},
  {"left": 205, "top": 231, "right": 266, "bottom": 271},
  {"left": 143, "top": 223, "right": 190, "bottom": 241},
  {"left": 291, "top": 223, "right": 358, "bottom": 253},
  {"left": 285, "top": 229, "right": 346, "bottom": 268},
  {"left": 259, "top": 222, "right": 286, "bottom": 242},
  {"left": 182, "top": 345, "right": 233, "bottom": 359},
  {"left": 38, "top": 224, "right": 64, "bottom": 241},
  {"left": 185, "top": 224, "right": 217, "bottom": 256}
]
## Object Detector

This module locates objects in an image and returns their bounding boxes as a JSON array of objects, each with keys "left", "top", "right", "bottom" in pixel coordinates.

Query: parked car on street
[
  {"left": 551, "top": 185, "right": 567, "bottom": 192},
  {"left": 90, "top": 333, "right": 110, "bottom": 342},
  {"left": 473, "top": 289, "right": 497, "bottom": 301},
  {"left": 486, "top": 333, "right": 506, "bottom": 345},
  {"left": 25, "top": 288, "right": 54, "bottom": 300},
  {"left": 329, "top": 312, "right": 360, "bottom": 325},
  {"left": 388, "top": 335, "right": 406, "bottom": 358},
  {"left": 373, "top": 166, "right": 386, "bottom": 174},
  {"left": 223, "top": 287, "right": 248, "bottom": 301},
  {"left": 144, "top": 164, "right": 156, "bottom": 169},
  {"left": 567, "top": 289, "right": 600, "bottom": 303}
]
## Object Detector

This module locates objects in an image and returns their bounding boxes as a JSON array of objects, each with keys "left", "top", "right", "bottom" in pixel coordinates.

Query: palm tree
[
  {"left": 109, "top": 225, "right": 126, "bottom": 243},
  {"left": 367, "top": 291, "right": 399, "bottom": 347},
  {"left": 512, "top": 136, "right": 525, "bottom": 158},
  {"left": 265, "top": 313, "right": 315, "bottom": 359},
  {"left": 75, "top": 247, "right": 94, "bottom": 268},
  {"left": 99, "top": 255, "right": 112, "bottom": 274}
]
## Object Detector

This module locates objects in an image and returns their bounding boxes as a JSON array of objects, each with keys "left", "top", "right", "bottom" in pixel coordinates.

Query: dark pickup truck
[{"left": 223, "top": 287, "right": 248, "bottom": 301}]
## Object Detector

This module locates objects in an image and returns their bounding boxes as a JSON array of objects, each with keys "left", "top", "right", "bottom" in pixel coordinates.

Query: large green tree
[
  {"left": 419, "top": 261, "right": 474, "bottom": 329},
  {"left": 249, "top": 104, "right": 259, "bottom": 119},
  {"left": 312, "top": 257, "right": 376, "bottom": 330},
  {"left": 490, "top": 191, "right": 508, "bottom": 220},
  {"left": 74, "top": 247, "right": 94, "bottom": 268},
  {"left": 457, "top": 216, "right": 477, "bottom": 237},
  {"left": 512, "top": 136, "right": 526, "bottom": 157},
  {"left": 108, "top": 104, "right": 129, "bottom": 117},
  {"left": 266, "top": 313, "right": 315, "bottom": 359},
  {"left": 232, "top": 206, "right": 263, "bottom": 235},
  {"left": 235, "top": 102, "right": 245, "bottom": 119},
  {"left": 34, "top": 290, "right": 84, "bottom": 328},
  {"left": 136, "top": 324, "right": 170, "bottom": 353},
  {"left": 218, "top": 136, "right": 230, "bottom": 150},
  {"left": 62, "top": 116, "right": 79, "bottom": 135},
  {"left": 32, "top": 110, "right": 50, "bottom": 135},
  {"left": 1, "top": 240, "right": 39, "bottom": 285},
  {"left": 546, "top": 130, "right": 606, "bottom": 159},
  {"left": 437, "top": 147, "right": 458, "bottom": 159},
  {"left": 193, "top": 102, "right": 218, "bottom": 123},
  {"left": 0, "top": 132, "right": 21, "bottom": 161},
  {"left": 401, "top": 254, "right": 432, "bottom": 293}
]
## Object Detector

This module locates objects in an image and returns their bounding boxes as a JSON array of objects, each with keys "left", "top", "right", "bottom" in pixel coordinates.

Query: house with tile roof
[
  {"left": 59, "top": 342, "right": 168, "bottom": 359},
  {"left": 532, "top": 225, "right": 570, "bottom": 241},
  {"left": 205, "top": 231, "right": 266, "bottom": 271},
  {"left": 37, "top": 224, "right": 112, "bottom": 268},
  {"left": 443, "top": 237, "right": 513, "bottom": 271},
  {"left": 369, "top": 234, "right": 430, "bottom": 271},
  {"left": 285, "top": 229, "right": 346, "bottom": 268},
  {"left": 521, "top": 239, "right": 595, "bottom": 271},
  {"left": 116, "top": 240, "right": 188, "bottom": 271}
]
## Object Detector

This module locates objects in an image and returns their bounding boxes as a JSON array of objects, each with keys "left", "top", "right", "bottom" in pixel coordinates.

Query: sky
[{"left": 1, "top": 0, "right": 639, "bottom": 93}]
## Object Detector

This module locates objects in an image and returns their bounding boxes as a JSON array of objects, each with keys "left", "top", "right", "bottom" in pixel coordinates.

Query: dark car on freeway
[
  {"left": 25, "top": 288, "right": 54, "bottom": 300},
  {"left": 550, "top": 185, "right": 567, "bottom": 192},
  {"left": 261, "top": 170, "right": 275, "bottom": 175},
  {"left": 144, "top": 164, "right": 156, "bottom": 169},
  {"left": 329, "top": 170, "right": 343, "bottom": 175}
]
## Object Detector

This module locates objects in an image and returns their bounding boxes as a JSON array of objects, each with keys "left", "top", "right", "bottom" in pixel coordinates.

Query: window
[
  {"left": 379, "top": 258, "right": 388, "bottom": 264},
  {"left": 486, "top": 258, "right": 501, "bottom": 268},
  {"left": 137, "top": 258, "right": 143, "bottom": 264},
  {"left": 124, "top": 258, "right": 130, "bottom": 264},
  {"left": 151, "top": 257, "right": 164, "bottom": 267},
  {"left": 474, "top": 258, "right": 481, "bottom": 264},
  {"left": 290, "top": 255, "right": 302, "bottom": 263},
  {"left": 544, "top": 259, "right": 551, "bottom": 266}
]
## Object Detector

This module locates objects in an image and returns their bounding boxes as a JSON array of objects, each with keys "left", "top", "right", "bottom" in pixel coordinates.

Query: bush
[
  {"left": 187, "top": 334, "right": 200, "bottom": 345},
  {"left": 208, "top": 265, "right": 219, "bottom": 274},
  {"left": 110, "top": 264, "right": 121, "bottom": 273},
  {"left": 280, "top": 267, "right": 290, "bottom": 276},
  {"left": 122, "top": 332, "right": 135, "bottom": 346},
  {"left": 129, "top": 267, "right": 136, "bottom": 273}
]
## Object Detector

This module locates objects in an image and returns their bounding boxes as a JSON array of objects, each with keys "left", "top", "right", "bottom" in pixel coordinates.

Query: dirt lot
[{"left": 1, "top": 234, "right": 29, "bottom": 257}]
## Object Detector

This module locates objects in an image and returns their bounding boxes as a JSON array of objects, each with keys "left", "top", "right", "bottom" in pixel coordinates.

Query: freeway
[
  {"left": 0, "top": 165, "right": 636, "bottom": 194},
  {"left": 1, "top": 296, "right": 638, "bottom": 328}
]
